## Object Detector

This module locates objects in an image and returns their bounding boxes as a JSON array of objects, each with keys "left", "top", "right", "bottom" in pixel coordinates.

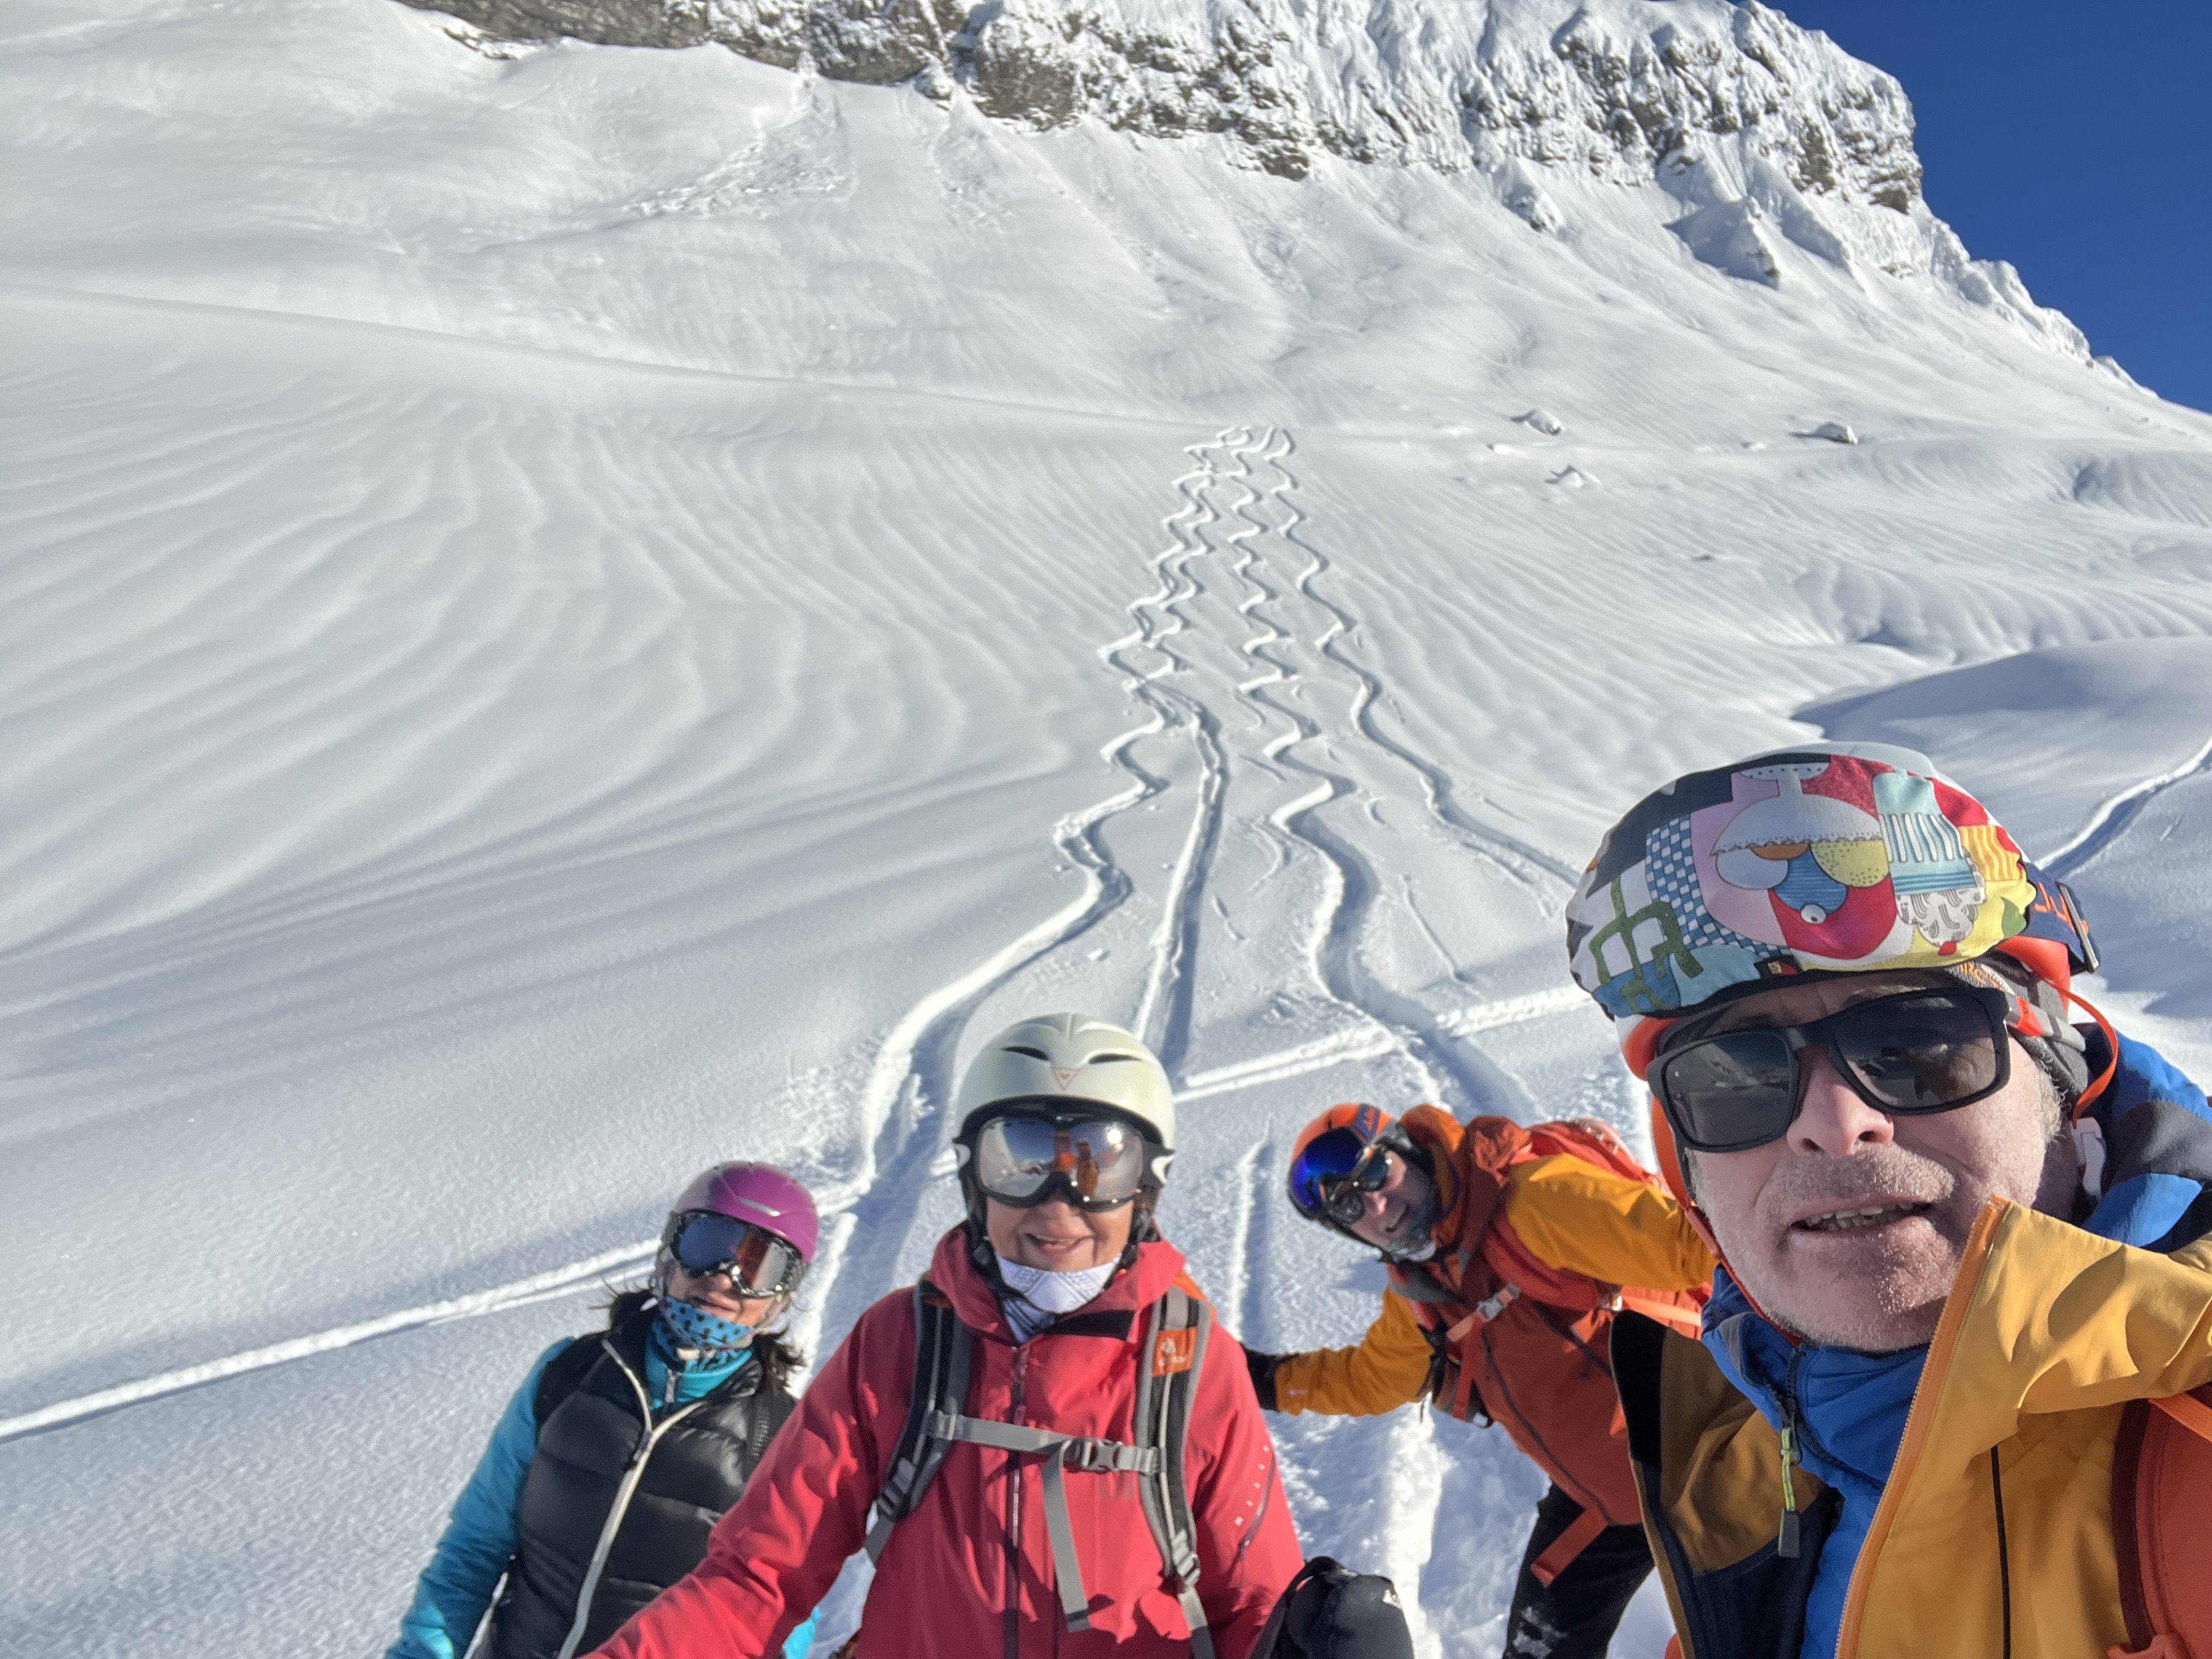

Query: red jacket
[{"left": 589, "top": 1228, "right": 1301, "bottom": 1659}]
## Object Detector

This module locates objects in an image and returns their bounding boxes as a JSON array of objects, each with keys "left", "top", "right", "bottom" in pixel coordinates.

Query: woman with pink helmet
[{"left": 387, "top": 1163, "right": 821, "bottom": 1659}]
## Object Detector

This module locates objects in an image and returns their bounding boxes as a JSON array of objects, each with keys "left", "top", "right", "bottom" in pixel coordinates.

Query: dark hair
[{"left": 597, "top": 1283, "right": 806, "bottom": 1396}]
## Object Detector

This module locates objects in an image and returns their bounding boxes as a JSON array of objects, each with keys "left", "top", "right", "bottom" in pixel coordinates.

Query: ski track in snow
[
  {"left": 0, "top": 425, "right": 1596, "bottom": 1462},
  {"left": 2040, "top": 727, "right": 2212, "bottom": 879},
  {"left": 1239, "top": 432, "right": 1549, "bottom": 1118},
  {"left": 0, "top": 1242, "right": 658, "bottom": 1445},
  {"left": 1125, "top": 432, "right": 1249, "bottom": 1069}
]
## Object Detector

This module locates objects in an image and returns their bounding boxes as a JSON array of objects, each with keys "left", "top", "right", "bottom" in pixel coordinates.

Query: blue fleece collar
[{"left": 1703, "top": 1270, "right": 1924, "bottom": 1659}]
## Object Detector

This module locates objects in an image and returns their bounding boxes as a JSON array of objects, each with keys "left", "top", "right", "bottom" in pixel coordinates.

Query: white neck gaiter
[{"left": 997, "top": 1258, "right": 1118, "bottom": 1342}]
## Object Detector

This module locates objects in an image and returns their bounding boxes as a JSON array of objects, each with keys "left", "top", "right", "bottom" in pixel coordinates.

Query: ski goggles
[
  {"left": 1288, "top": 1128, "right": 1392, "bottom": 1228},
  {"left": 664, "top": 1211, "right": 808, "bottom": 1297},
  {"left": 1649, "top": 984, "right": 2015, "bottom": 1154},
  {"left": 967, "top": 1112, "right": 1154, "bottom": 1211}
]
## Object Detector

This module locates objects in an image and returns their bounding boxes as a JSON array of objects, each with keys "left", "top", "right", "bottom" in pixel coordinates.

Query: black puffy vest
[{"left": 486, "top": 1310, "right": 796, "bottom": 1659}]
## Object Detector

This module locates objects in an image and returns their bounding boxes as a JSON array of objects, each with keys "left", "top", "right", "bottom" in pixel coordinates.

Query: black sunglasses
[
  {"left": 1650, "top": 984, "right": 2015, "bottom": 1154},
  {"left": 1317, "top": 1143, "right": 1393, "bottom": 1229}
]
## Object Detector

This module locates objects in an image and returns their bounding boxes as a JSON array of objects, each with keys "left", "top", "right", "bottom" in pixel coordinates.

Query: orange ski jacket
[
  {"left": 1615, "top": 1198, "right": 2212, "bottom": 1659},
  {"left": 1271, "top": 1108, "right": 1712, "bottom": 1548}
]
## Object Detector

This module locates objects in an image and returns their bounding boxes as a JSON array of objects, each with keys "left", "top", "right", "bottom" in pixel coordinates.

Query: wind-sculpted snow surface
[{"left": 4, "top": 1, "right": 2212, "bottom": 1655}]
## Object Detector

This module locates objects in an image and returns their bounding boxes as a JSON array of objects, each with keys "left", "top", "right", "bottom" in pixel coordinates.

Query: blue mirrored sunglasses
[{"left": 1289, "top": 1127, "right": 1389, "bottom": 1223}]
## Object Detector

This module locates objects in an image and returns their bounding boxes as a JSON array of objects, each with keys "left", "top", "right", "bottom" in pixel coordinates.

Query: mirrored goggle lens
[
  {"left": 1657, "top": 991, "right": 2004, "bottom": 1153},
  {"left": 669, "top": 1214, "right": 803, "bottom": 1294},
  {"left": 1289, "top": 1127, "right": 1371, "bottom": 1216},
  {"left": 972, "top": 1116, "right": 1148, "bottom": 1206}
]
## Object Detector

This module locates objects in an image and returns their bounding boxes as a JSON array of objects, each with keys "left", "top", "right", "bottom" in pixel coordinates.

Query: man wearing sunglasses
[
  {"left": 589, "top": 1014, "right": 1300, "bottom": 1659},
  {"left": 1566, "top": 742, "right": 2212, "bottom": 1659},
  {"left": 1249, "top": 1097, "right": 1714, "bottom": 1659}
]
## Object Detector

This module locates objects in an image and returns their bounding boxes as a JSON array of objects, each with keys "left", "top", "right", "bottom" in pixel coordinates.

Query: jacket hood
[
  {"left": 927, "top": 1225, "right": 1190, "bottom": 1342},
  {"left": 1399, "top": 1104, "right": 1467, "bottom": 1248}
]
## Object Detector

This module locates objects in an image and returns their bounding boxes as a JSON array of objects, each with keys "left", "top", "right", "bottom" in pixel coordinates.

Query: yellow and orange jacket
[
  {"left": 1272, "top": 1107, "right": 1714, "bottom": 1549},
  {"left": 1613, "top": 1198, "right": 2212, "bottom": 1659}
]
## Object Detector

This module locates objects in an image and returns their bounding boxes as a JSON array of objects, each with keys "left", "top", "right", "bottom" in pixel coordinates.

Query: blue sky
[{"left": 1774, "top": 0, "right": 2210, "bottom": 413}]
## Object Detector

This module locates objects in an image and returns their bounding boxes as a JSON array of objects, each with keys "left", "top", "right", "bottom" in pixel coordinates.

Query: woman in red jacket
[{"left": 589, "top": 1014, "right": 1302, "bottom": 1659}]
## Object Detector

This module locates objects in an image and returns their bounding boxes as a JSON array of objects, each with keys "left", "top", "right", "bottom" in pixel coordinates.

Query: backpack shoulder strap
[
  {"left": 1133, "top": 1284, "right": 1217, "bottom": 1659},
  {"left": 531, "top": 1336, "right": 608, "bottom": 1435},
  {"left": 1525, "top": 1116, "right": 1660, "bottom": 1187},
  {"left": 865, "top": 1278, "right": 973, "bottom": 1561},
  {"left": 2115, "top": 1386, "right": 2212, "bottom": 1656}
]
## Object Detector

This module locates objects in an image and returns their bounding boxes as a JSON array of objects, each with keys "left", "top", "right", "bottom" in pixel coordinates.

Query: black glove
[
  {"left": 1252, "top": 1558, "right": 1415, "bottom": 1659},
  {"left": 1245, "top": 1348, "right": 1286, "bottom": 1412}
]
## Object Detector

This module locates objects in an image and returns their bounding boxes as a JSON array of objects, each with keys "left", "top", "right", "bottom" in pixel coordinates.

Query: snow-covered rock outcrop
[{"left": 405, "top": 0, "right": 2090, "bottom": 359}]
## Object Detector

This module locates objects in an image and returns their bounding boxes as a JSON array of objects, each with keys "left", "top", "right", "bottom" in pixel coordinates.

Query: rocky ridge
[{"left": 404, "top": 0, "right": 2100, "bottom": 363}]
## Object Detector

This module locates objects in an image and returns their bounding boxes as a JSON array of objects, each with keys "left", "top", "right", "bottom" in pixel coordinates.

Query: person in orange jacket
[
  {"left": 1245, "top": 1101, "right": 1714, "bottom": 1659},
  {"left": 1566, "top": 742, "right": 2212, "bottom": 1659}
]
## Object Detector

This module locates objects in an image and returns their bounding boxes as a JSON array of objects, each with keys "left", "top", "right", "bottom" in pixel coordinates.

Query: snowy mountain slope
[
  {"left": 404, "top": 0, "right": 2091, "bottom": 359},
  {"left": 3, "top": 0, "right": 2210, "bottom": 1655}
]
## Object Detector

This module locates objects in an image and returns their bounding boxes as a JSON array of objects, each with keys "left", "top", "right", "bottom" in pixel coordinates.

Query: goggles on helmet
[
  {"left": 664, "top": 1211, "right": 808, "bottom": 1297},
  {"left": 967, "top": 1111, "right": 1154, "bottom": 1211},
  {"left": 1288, "top": 1127, "right": 1394, "bottom": 1229},
  {"left": 1649, "top": 984, "right": 2015, "bottom": 1155}
]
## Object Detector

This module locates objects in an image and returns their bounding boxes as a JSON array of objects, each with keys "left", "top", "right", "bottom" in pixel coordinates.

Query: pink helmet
[{"left": 667, "top": 1161, "right": 820, "bottom": 1262}]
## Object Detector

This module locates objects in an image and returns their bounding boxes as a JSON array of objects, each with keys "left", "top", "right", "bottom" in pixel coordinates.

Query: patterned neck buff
[
  {"left": 657, "top": 1295, "right": 758, "bottom": 1359},
  {"left": 997, "top": 1258, "right": 1118, "bottom": 1342}
]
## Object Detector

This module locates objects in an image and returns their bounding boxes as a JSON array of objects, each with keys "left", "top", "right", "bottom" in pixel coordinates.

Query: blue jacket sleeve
[{"left": 387, "top": 1340, "right": 572, "bottom": 1659}]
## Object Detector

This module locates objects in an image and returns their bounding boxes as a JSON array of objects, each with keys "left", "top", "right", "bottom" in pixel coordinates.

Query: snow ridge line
[
  {"left": 1436, "top": 983, "right": 1589, "bottom": 1036},
  {"left": 0, "top": 1240, "right": 658, "bottom": 1444},
  {"left": 2040, "top": 728, "right": 2212, "bottom": 879}
]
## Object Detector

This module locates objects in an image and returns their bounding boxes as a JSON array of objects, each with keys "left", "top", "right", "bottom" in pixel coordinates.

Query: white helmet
[{"left": 953, "top": 1013, "right": 1177, "bottom": 1153}]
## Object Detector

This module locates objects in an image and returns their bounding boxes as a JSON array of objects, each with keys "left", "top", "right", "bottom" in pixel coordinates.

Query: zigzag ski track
[{"left": 4, "top": 425, "right": 1596, "bottom": 1448}]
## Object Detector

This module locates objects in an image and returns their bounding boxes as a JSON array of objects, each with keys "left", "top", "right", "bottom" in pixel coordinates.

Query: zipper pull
[{"left": 1776, "top": 1423, "right": 1802, "bottom": 1559}]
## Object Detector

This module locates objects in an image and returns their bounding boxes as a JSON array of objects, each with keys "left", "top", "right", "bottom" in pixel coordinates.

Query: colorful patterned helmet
[{"left": 1565, "top": 742, "right": 2099, "bottom": 1077}]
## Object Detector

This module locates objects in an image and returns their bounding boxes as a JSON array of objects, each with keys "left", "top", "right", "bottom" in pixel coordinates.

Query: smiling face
[
  {"left": 1342, "top": 1150, "right": 1435, "bottom": 1254},
  {"left": 985, "top": 1193, "right": 1134, "bottom": 1272},
  {"left": 1681, "top": 970, "right": 2075, "bottom": 1352}
]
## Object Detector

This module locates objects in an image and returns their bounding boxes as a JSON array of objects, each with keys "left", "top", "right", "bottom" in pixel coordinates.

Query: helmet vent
[
  {"left": 1088, "top": 1053, "right": 1141, "bottom": 1065},
  {"left": 1003, "top": 1045, "right": 1052, "bottom": 1060}
]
